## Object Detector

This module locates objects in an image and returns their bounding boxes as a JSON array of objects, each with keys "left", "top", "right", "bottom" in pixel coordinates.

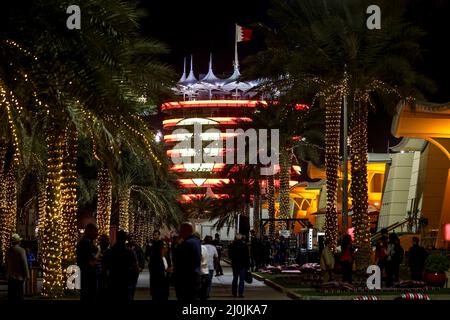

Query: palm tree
[
  {"left": 247, "top": 102, "right": 307, "bottom": 234},
  {"left": 1, "top": 0, "right": 175, "bottom": 297},
  {"left": 244, "top": 0, "right": 428, "bottom": 269}
]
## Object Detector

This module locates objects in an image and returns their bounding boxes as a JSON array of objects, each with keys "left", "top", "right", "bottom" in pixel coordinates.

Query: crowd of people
[
  {"left": 320, "top": 229, "right": 429, "bottom": 287},
  {"left": 75, "top": 222, "right": 251, "bottom": 302},
  {"left": 2, "top": 224, "right": 433, "bottom": 301}
]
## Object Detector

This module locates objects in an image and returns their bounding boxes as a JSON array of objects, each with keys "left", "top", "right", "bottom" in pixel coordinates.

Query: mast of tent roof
[
  {"left": 234, "top": 23, "right": 240, "bottom": 100},
  {"left": 185, "top": 55, "right": 198, "bottom": 100},
  {"left": 201, "top": 53, "right": 222, "bottom": 99},
  {"left": 179, "top": 57, "right": 187, "bottom": 100}
]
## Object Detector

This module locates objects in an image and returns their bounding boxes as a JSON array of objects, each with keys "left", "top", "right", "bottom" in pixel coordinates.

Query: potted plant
[{"left": 423, "top": 252, "right": 450, "bottom": 287}]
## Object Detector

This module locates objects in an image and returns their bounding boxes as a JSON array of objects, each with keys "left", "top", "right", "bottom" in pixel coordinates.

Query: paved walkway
[
  {"left": 0, "top": 262, "right": 290, "bottom": 300},
  {"left": 135, "top": 262, "right": 290, "bottom": 300}
]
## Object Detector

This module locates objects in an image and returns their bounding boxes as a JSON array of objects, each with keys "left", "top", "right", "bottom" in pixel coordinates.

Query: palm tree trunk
[
  {"left": 128, "top": 206, "right": 135, "bottom": 235},
  {"left": 0, "top": 165, "right": 17, "bottom": 263},
  {"left": 61, "top": 129, "right": 78, "bottom": 268},
  {"left": 267, "top": 175, "right": 276, "bottom": 239},
  {"left": 42, "top": 129, "right": 65, "bottom": 298},
  {"left": 0, "top": 143, "right": 9, "bottom": 263},
  {"left": 253, "top": 177, "right": 261, "bottom": 237},
  {"left": 350, "top": 102, "right": 371, "bottom": 270},
  {"left": 279, "top": 147, "right": 292, "bottom": 231},
  {"left": 37, "top": 180, "right": 46, "bottom": 263},
  {"left": 148, "top": 214, "right": 154, "bottom": 239},
  {"left": 325, "top": 100, "right": 341, "bottom": 252},
  {"left": 96, "top": 167, "right": 112, "bottom": 236},
  {"left": 119, "top": 187, "right": 131, "bottom": 232}
]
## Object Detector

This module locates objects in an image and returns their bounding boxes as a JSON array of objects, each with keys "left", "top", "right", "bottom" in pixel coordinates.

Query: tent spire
[{"left": 178, "top": 57, "right": 187, "bottom": 83}]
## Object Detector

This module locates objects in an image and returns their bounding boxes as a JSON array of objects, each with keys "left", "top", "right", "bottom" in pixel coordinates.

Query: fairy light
[
  {"left": 324, "top": 87, "right": 342, "bottom": 253},
  {"left": 0, "top": 83, "right": 21, "bottom": 165},
  {"left": 267, "top": 175, "right": 276, "bottom": 239},
  {"left": 119, "top": 116, "right": 162, "bottom": 166},
  {"left": 37, "top": 182, "right": 47, "bottom": 262},
  {"left": 128, "top": 207, "right": 135, "bottom": 235},
  {"left": 119, "top": 188, "right": 131, "bottom": 232},
  {"left": 0, "top": 145, "right": 8, "bottom": 262},
  {"left": 97, "top": 168, "right": 112, "bottom": 236},
  {"left": 0, "top": 167, "right": 17, "bottom": 263},
  {"left": 60, "top": 129, "right": 78, "bottom": 269},
  {"left": 41, "top": 129, "right": 64, "bottom": 298},
  {"left": 278, "top": 148, "right": 292, "bottom": 231}
]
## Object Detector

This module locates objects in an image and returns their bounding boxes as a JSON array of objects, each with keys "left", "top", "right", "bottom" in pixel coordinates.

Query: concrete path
[{"left": 135, "top": 262, "right": 290, "bottom": 300}]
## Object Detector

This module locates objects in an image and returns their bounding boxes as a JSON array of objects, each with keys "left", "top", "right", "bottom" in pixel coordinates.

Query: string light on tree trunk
[
  {"left": 41, "top": 128, "right": 65, "bottom": 298},
  {"left": 97, "top": 167, "right": 112, "bottom": 236}
]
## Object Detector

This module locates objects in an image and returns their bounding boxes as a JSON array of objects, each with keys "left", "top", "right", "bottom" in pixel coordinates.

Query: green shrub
[{"left": 424, "top": 252, "right": 450, "bottom": 273}]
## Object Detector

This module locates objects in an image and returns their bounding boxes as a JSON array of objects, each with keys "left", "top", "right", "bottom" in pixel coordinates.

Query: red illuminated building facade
[{"left": 161, "top": 55, "right": 268, "bottom": 202}]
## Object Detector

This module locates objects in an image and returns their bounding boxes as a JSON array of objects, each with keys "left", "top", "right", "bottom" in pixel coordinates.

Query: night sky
[{"left": 138, "top": 0, "right": 450, "bottom": 153}]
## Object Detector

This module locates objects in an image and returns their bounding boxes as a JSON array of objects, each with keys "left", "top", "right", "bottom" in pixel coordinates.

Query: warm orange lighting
[
  {"left": 163, "top": 117, "right": 252, "bottom": 128},
  {"left": 374, "top": 202, "right": 380, "bottom": 206},
  {"left": 170, "top": 163, "right": 226, "bottom": 172},
  {"left": 180, "top": 193, "right": 229, "bottom": 202},
  {"left": 161, "top": 100, "right": 267, "bottom": 110},
  {"left": 164, "top": 132, "right": 239, "bottom": 142},
  {"left": 177, "top": 178, "right": 230, "bottom": 188}
]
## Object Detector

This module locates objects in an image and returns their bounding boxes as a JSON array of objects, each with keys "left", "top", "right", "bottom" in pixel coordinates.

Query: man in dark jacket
[
  {"left": 408, "top": 237, "right": 428, "bottom": 281},
  {"left": 228, "top": 234, "right": 250, "bottom": 298},
  {"left": 6, "top": 234, "right": 29, "bottom": 301},
  {"left": 103, "top": 230, "right": 138, "bottom": 302},
  {"left": 173, "top": 222, "right": 201, "bottom": 301}
]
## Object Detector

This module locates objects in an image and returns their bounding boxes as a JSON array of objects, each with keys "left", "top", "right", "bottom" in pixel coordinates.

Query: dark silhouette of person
[
  {"left": 213, "top": 233, "right": 224, "bottom": 276},
  {"left": 386, "top": 233, "right": 404, "bottom": 287},
  {"left": 149, "top": 233, "right": 169, "bottom": 300},
  {"left": 173, "top": 222, "right": 201, "bottom": 301},
  {"left": 228, "top": 233, "right": 250, "bottom": 298},
  {"left": 103, "top": 230, "right": 139, "bottom": 302},
  {"left": 340, "top": 234, "right": 355, "bottom": 284},
  {"left": 97, "top": 234, "right": 110, "bottom": 301},
  {"left": 408, "top": 236, "right": 427, "bottom": 281},
  {"left": 261, "top": 236, "right": 272, "bottom": 267},
  {"left": 250, "top": 230, "right": 262, "bottom": 271},
  {"left": 6, "top": 234, "right": 29, "bottom": 301},
  {"left": 76, "top": 223, "right": 99, "bottom": 302},
  {"left": 127, "top": 237, "right": 144, "bottom": 300}
]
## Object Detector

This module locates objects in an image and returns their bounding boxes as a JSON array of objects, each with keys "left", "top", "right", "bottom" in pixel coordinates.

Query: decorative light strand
[
  {"left": 97, "top": 167, "right": 112, "bottom": 236},
  {"left": 41, "top": 129, "right": 65, "bottom": 298}
]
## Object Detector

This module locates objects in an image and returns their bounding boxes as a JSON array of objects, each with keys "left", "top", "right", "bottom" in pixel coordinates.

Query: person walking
[
  {"left": 197, "top": 233, "right": 210, "bottom": 301},
  {"left": 340, "top": 234, "right": 355, "bottom": 284},
  {"left": 250, "top": 230, "right": 262, "bottom": 271},
  {"left": 386, "top": 233, "right": 404, "bottom": 287},
  {"left": 6, "top": 234, "right": 29, "bottom": 301},
  {"left": 203, "top": 235, "right": 218, "bottom": 299},
  {"left": 103, "top": 230, "right": 139, "bottom": 302},
  {"left": 96, "top": 234, "right": 110, "bottom": 301},
  {"left": 228, "top": 234, "right": 250, "bottom": 298},
  {"left": 149, "top": 239, "right": 170, "bottom": 300},
  {"left": 320, "top": 239, "right": 335, "bottom": 283},
  {"left": 213, "top": 233, "right": 224, "bottom": 276},
  {"left": 76, "top": 223, "right": 99, "bottom": 302},
  {"left": 261, "top": 236, "right": 272, "bottom": 267},
  {"left": 408, "top": 237, "right": 428, "bottom": 281},
  {"left": 127, "top": 237, "right": 145, "bottom": 300},
  {"left": 173, "top": 222, "right": 201, "bottom": 301}
]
